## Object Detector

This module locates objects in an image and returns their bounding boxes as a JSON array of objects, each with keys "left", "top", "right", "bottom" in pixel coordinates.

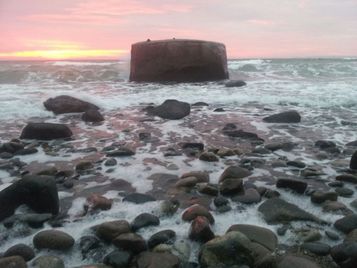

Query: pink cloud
[{"left": 26, "top": 0, "right": 192, "bottom": 25}]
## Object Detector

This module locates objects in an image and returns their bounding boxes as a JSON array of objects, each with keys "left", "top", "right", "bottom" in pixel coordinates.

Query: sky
[{"left": 0, "top": 0, "right": 356, "bottom": 60}]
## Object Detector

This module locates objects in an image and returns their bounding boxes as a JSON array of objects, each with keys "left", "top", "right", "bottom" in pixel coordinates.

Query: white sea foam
[{"left": 51, "top": 61, "right": 119, "bottom": 66}]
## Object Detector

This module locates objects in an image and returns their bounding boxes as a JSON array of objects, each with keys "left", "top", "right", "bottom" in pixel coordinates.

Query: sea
[{"left": 0, "top": 58, "right": 357, "bottom": 266}]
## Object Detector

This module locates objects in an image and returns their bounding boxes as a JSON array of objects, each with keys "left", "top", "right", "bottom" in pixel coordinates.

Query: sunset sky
[{"left": 0, "top": 0, "right": 356, "bottom": 60}]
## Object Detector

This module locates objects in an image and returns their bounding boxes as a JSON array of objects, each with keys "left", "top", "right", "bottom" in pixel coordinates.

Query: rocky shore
[{"left": 0, "top": 92, "right": 357, "bottom": 268}]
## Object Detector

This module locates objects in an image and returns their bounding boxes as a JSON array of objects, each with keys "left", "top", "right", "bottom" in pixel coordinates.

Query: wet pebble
[{"left": 131, "top": 213, "right": 160, "bottom": 231}]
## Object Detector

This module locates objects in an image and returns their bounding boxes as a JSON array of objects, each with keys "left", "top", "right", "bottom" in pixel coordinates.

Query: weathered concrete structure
[{"left": 129, "top": 39, "right": 229, "bottom": 82}]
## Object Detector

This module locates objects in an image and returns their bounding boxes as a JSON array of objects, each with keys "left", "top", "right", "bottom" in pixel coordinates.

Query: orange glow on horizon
[{"left": 0, "top": 49, "right": 128, "bottom": 60}]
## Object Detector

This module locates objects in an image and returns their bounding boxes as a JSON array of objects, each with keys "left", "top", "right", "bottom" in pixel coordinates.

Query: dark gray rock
[
  {"left": 148, "top": 229, "right": 176, "bottom": 249},
  {"left": 20, "top": 123, "right": 72, "bottom": 140},
  {"left": 0, "top": 175, "right": 59, "bottom": 221},
  {"left": 129, "top": 39, "right": 228, "bottom": 82},
  {"left": 4, "top": 243, "right": 35, "bottom": 261},
  {"left": 276, "top": 179, "right": 307, "bottom": 194},
  {"left": 149, "top": 99, "right": 190, "bottom": 120},
  {"left": 106, "top": 148, "right": 135, "bottom": 157},
  {"left": 123, "top": 193, "right": 156, "bottom": 204},
  {"left": 225, "top": 80, "right": 246, "bottom": 87},
  {"left": 301, "top": 242, "right": 331, "bottom": 256},
  {"left": 104, "top": 158, "right": 117, "bottom": 166},
  {"left": 44, "top": 95, "right": 99, "bottom": 114},
  {"left": 330, "top": 242, "right": 357, "bottom": 268},
  {"left": 80, "top": 236, "right": 102, "bottom": 258},
  {"left": 263, "top": 110, "right": 301, "bottom": 123},
  {"left": 103, "top": 250, "right": 132, "bottom": 268},
  {"left": 214, "top": 196, "right": 229, "bottom": 207},
  {"left": 82, "top": 109, "right": 104, "bottom": 122},
  {"left": 335, "top": 187, "right": 354, "bottom": 197},
  {"left": 334, "top": 214, "right": 357, "bottom": 234},
  {"left": 258, "top": 198, "right": 322, "bottom": 224},
  {"left": 286, "top": 161, "right": 306, "bottom": 169},
  {"left": 131, "top": 213, "right": 160, "bottom": 231},
  {"left": 325, "top": 230, "right": 340, "bottom": 240},
  {"left": 336, "top": 174, "right": 357, "bottom": 184},
  {"left": 33, "top": 230, "right": 75, "bottom": 250}
]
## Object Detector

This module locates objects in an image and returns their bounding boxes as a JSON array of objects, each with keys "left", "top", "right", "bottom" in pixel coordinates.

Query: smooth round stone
[
  {"left": 112, "top": 233, "right": 147, "bottom": 254},
  {"left": 33, "top": 230, "right": 75, "bottom": 250},
  {"left": 335, "top": 187, "right": 354, "bottom": 197},
  {"left": 131, "top": 213, "right": 160, "bottom": 231},
  {"left": 334, "top": 214, "right": 357, "bottom": 233},
  {"left": 95, "top": 220, "right": 131, "bottom": 242},
  {"left": 33, "top": 255, "right": 65, "bottom": 268},
  {"left": 328, "top": 181, "right": 344, "bottom": 187},
  {"left": 4, "top": 243, "right": 35, "bottom": 261},
  {"left": 104, "top": 158, "right": 117, "bottom": 166},
  {"left": 311, "top": 191, "right": 338, "bottom": 204},
  {"left": 148, "top": 230, "right": 176, "bottom": 249},
  {"left": 0, "top": 256, "right": 27, "bottom": 268},
  {"left": 301, "top": 242, "right": 331, "bottom": 255},
  {"left": 103, "top": 250, "right": 132, "bottom": 268},
  {"left": 325, "top": 230, "right": 340, "bottom": 241}
]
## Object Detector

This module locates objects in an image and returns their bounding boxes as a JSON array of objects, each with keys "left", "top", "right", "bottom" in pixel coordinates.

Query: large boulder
[
  {"left": 263, "top": 110, "right": 301, "bottom": 123},
  {"left": 44, "top": 95, "right": 99, "bottom": 114},
  {"left": 20, "top": 122, "right": 72, "bottom": 140},
  {"left": 0, "top": 175, "right": 59, "bottom": 222},
  {"left": 148, "top": 99, "right": 190, "bottom": 120},
  {"left": 129, "top": 39, "right": 229, "bottom": 82}
]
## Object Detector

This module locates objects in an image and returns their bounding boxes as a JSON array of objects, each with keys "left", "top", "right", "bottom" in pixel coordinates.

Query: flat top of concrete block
[{"left": 132, "top": 39, "right": 225, "bottom": 47}]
